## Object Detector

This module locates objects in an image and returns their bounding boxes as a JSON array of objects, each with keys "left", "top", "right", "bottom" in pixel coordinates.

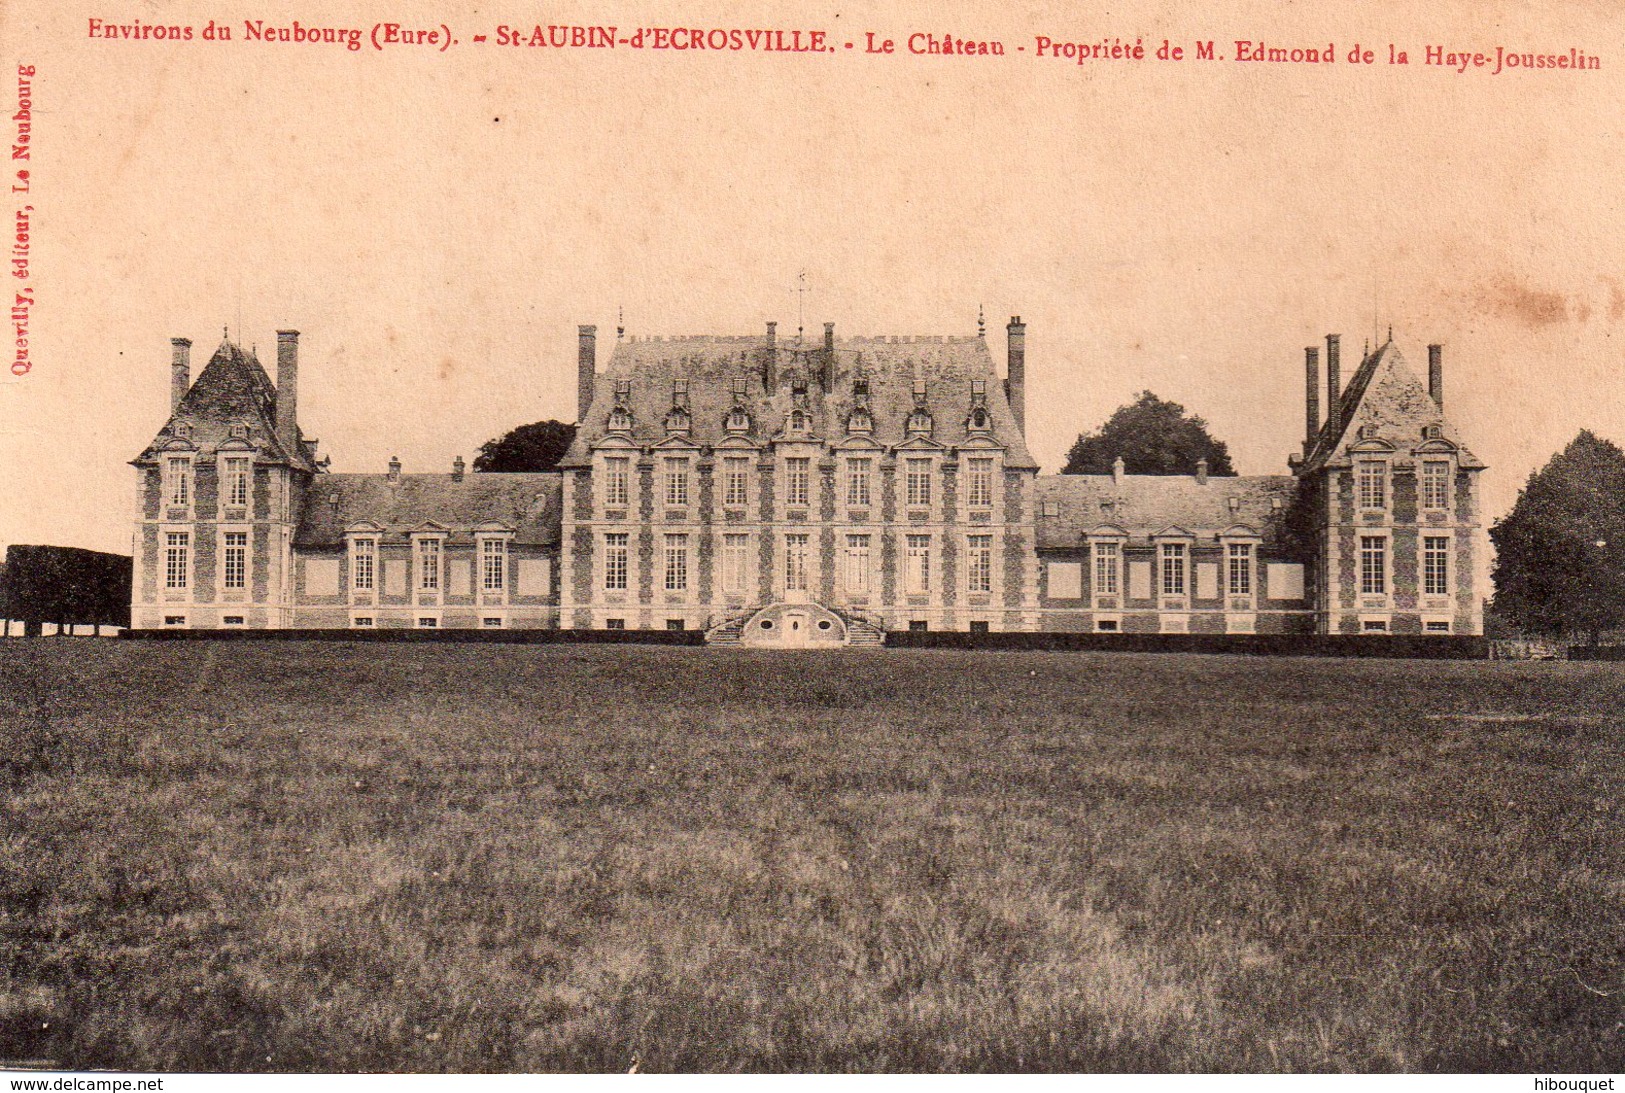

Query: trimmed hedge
[
  {"left": 122, "top": 627, "right": 707, "bottom": 646},
  {"left": 884, "top": 630, "right": 1489, "bottom": 659}
]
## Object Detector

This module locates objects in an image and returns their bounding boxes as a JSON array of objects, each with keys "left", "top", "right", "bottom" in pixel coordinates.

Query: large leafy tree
[
  {"left": 473, "top": 420, "right": 577, "bottom": 473},
  {"left": 1491, "top": 430, "right": 1625, "bottom": 643},
  {"left": 1062, "top": 391, "right": 1236, "bottom": 476}
]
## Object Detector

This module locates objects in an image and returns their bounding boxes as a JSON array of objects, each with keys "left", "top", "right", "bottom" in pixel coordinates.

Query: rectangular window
[
  {"left": 722, "top": 533, "right": 749, "bottom": 594},
  {"left": 906, "top": 459, "right": 932, "bottom": 507},
  {"left": 666, "top": 619, "right": 685, "bottom": 631},
  {"left": 164, "top": 456, "right": 191, "bottom": 507},
  {"left": 1424, "top": 536, "right": 1450, "bottom": 597},
  {"left": 664, "top": 457, "right": 689, "bottom": 506},
  {"left": 1093, "top": 542, "right": 1120, "bottom": 595},
  {"left": 906, "top": 534, "right": 931, "bottom": 593},
  {"left": 164, "top": 531, "right": 189, "bottom": 590},
  {"left": 417, "top": 616, "right": 439, "bottom": 629},
  {"left": 1363, "top": 619, "right": 1389, "bottom": 633},
  {"left": 1161, "top": 543, "right": 1186, "bottom": 596},
  {"left": 482, "top": 617, "right": 504, "bottom": 628},
  {"left": 724, "top": 457, "right": 750, "bottom": 507},
  {"left": 604, "top": 456, "right": 630, "bottom": 507},
  {"left": 844, "top": 534, "right": 871, "bottom": 593},
  {"left": 967, "top": 534, "right": 993, "bottom": 593},
  {"left": 785, "top": 457, "right": 810, "bottom": 507},
  {"left": 1360, "top": 535, "right": 1387, "bottom": 595},
  {"left": 846, "top": 457, "right": 872, "bottom": 508},
  {"left": 481, "top": 539, "right": 507, "bottom": 592},
  {"left": 352, "top": 616, "right": 374, "bottom": 628},
  {"left": 605, "top": 618, "right": 626, "bottom": 630},
  {"left": 224, "top": 457, "right": 250, "bottom": 508},
  {"left": 223, "top": 531, "right": 248, "bottom": 590},
  {"left": 1227, "top": 543, "right": 1252, "bottom": 596},
  {"left": 351, "top": 538, "right": 376, "bottom": 591},
  {"left": 969, "top": 620, "right": 990, "bottom": 633},
  {"left": 664, "top": 533, "right": 689, "bottom": 592},
  {"left": 604, "top": 532, "right": 629, "bottom": 590},
  {"left": 1422, "top": 461, "right": 1450, "bottom": 510},
  {"left": 966, "top": 457, "right": 994, "bottom": 508},
  {"left": 1425, "top": 620, "right": 1452, "bottom": 633},
  {"left": 415, "top": 538, "right": 442, "bottom": 591},
  {"left": 1097, "top": 619, "right": 1119, "bottom": 632},
  {"left": 222, "top": 615, "right": 245, "bottom": 626},
  {"left": 785, "top": 533, "right": 809, "bottom": 592},
  {"left": 163, "top": 614, "right": 186, "bottom": 627},
  {"left": 1358, "top": 460, "right": 1387, "bottom": 510}
]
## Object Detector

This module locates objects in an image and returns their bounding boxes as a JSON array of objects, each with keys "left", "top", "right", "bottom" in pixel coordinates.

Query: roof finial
[
  {"left": 977, "top": 304, "right": 985, "bottom": 337},
  {"left": 1387, "top": 324, "right": 1393, "bottom": 343},
  {"left": 617, "top": 305, "right": 625, "bottom": 340},
  {"left": 223, "top": 324, "right": 230, "bottom": 343}
]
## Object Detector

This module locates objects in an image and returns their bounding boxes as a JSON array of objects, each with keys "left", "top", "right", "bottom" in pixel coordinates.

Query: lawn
[{"left": 0, "top": 641, "right": 1619, "bottom": 1072}]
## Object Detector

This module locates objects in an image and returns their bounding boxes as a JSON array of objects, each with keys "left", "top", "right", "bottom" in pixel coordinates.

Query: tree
[
  {"left": 2, "top": 545, "right": 132, "bottom": 636},
  {"left": 472, "top": 420, "right": 577, "bottom": 473},
  {"left": 1491, "top": 430, "right": 1625, "bottom": 643},
  {"left": 1062, "top": 391, "right": 1237, "bottom": 476}
]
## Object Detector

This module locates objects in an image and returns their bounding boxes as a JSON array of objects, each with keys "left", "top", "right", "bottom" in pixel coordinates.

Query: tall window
[
  {"left": 966, "top": 458, "right": 994, "bottom": 508},
  {"left": 664, "top": 457, "right": 689, "bottom": 506},
  {"left": 1422, "top": 461, "right": 1450, "bottom": 510},
  {"left": 967, "top": 534, "right": 993, "bottom": 593},
  {"left": 1423, "top": 536, "right": 1450, "bottom": 596},
  {"left": 722, "top": 533, "right": 749, "bottom": 594},
  {"left": 785, "top": 533, "right": 809, "bottom": 591},
  {"left": 846, "top": 457, "right": 872, "bottom": 508},
  {"left": 481, "top": 538, "right": 507, "bottom": 593},
  {"left": 906, "top": 459, "right": 932, "bottom": 507},
  {"left": 1358, "top": 460, "right": 1387, "bottom": 510},
  {"left": 604, "top": 532, "right": 629, "bottom": 590},
  {"left": 604, "top": 456, "right": 630, "bottom": 506},
  {"left": 905, "top": 534, "right": 931, "bottom": 593},
  {"left": 224, "top": 457, "right": 250, "bottom": 508},
  {"left": 844, "top": 534, "right": 871, "bottom": 593},
  {"left": 1093, "top": 542, "right": 1120, "bottom": 595},
  {"left": 351, "top": 538, "right": 376, "bottom": 591},
  {"left": 164, "top": 531, "right": 189, "bottom": 590},
  {"left": 785, "top": 457, "right": 810, "bottom": 507},
  {"left": 1227, "top": 543, "right": 1253, "bottom": 596},
  {"left": 164, "top": 456, "right": 191, "bottom": 507},
  {"left": 222, "top": 532, "right": 247, "bottom": 591},
  {"left": 415, "top": 538, "right": 442, "bottom": 592},
  {"left": 723, "top": 457, "right": 750, "bottom": 507},
  {"left": 1161, "top": 543, "right": 1186, "bottom": 596},
  {"left": 664, "top": 534, "right": 689, "bottom": 591},
  {"left": 1360, "top": 535, "right": 1387, "bottom": 595}
]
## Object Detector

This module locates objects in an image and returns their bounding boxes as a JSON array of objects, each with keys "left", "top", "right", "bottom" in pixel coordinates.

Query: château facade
[{"left": 130, "top": 317, "right": 1486, "bottom": 640}]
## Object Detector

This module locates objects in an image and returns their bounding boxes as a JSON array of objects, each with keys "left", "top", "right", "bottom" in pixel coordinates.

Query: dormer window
[
  {"left": 173, "top": 422, "right": 192, "bottom": 439},
  {"left": 853, "top": 376, "right": 871, "bottom": 402},
  {"left": 970, "top": 379, "right": 987, "bottom": 406},
  {"left": 846, "top": 406, "right": 873, "bottom": 434},
  {"left": 967, "top": 407, "right": 991, "bottom": 434},
  {"left": 1424, "top": 424, "right": 1444, "bottom": 441},
  {"left": 607, "top": 407, "right": 634, "bottom": 433},
  {"left": 906, "top": 408, "right": 933, "bottom": 437},
  {"left": 664, "top": 405, "right": 691, "bottom": 436},
  {"left": 788, "top": 409, "right": 810, "bottom": 435},
  {"left": 228, "top": 422, "right": 249, "bottom": 439},
  {"left": 672, "top": 379, "right": 690, "bottom": 409},
  {"left": 725, "top": 406, "right": 752, "bottom": 434}
]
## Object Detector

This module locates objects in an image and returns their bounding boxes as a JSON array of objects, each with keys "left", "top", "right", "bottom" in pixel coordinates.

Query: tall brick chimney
[
  {"left": 1006, "top": 316, "right": 1027, "bottom": 434},
  {"left": 1428, "top": 344, "right": 1443, "bottom": 409},
  {"left": 1195, "top": 458, "right": 1209, "bottom": 485},
  {"left": 822, "top": 321, "right": 835, "bottom": 390},
  {"left": 1325, "top": 334, "right": 1342, "bottom": 438},
  {"left": 764, "top": 321, "right": 778, "bottom": 391},
  {"left": 452, "top": 455, "right": 465, "bottom": 482},
  {"left": 1304, "top": 345, "right": 1320, "bottom": 455},
  {"left": 275, "top": 330, "right": 300, "bottom": 455},
  {"left": 577, "top": 324, "right": 597, "bottom": 423},
  {"left": 170, "top": 337, "right": 192, "bottom": 412}
]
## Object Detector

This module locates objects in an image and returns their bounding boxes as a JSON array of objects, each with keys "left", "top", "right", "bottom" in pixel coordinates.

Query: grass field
[{"left": 0, "top": 642, "right": 1620, "bottom": 1073}]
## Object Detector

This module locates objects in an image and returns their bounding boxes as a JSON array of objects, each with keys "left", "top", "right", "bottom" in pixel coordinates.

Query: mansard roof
[
  {"left": 131, "top": 339, "right": 318, "bottom": 472},
  {"left": 1034, "top": 473, "right": 1300, "bottom": 552},
  {"left": 560, "top": 331, "right": 1036, "bottom": 470},
  {"left": 293, "top": 472, "right": 561, "bottom": 547},
  {"left": 1299, "top": 339, "right": 1485, "bottom": 476}
]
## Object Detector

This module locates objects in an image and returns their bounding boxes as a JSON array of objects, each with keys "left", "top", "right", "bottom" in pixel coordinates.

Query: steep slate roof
[
  {"left": 1034, "top": 473, "right": 1300, "bottom": 552},
  {"left": 131, "top": 339, "right": 318, "bottom": 471},
  {"left": 560, "top": 331, "right": 1037, "bottom": 469},
  {"left": 1299, "top": 339, "right": 1484, "bottom": 475},
  {"left": 294, "top": 473, "right": 562, "bottom": 547}
]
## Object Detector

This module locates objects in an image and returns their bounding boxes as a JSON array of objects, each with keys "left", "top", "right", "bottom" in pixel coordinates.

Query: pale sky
[{"left": 2, "top": 0, "right": 1622, "bottom": 556}]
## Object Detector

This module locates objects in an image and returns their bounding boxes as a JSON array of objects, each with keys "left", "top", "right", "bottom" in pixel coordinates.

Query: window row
[
  {"left": 601, "top": 531, "right": 1000, "bottom": 596},
  {"left": 347, "top": 537, "right": 510, "bottom": 593},
  {"left": 162, "top": 456, "right": 254, "bottom": 509},
  {"left": 161, "top": 530, "right": 250, "bottom": 591},
  {"left": 1355, "top": 459, "right": 1454, "bottom": 512},
  {"left": 598, "top": 455, "right": 1000, "bottom": 510},
  {"left": 1358, "top": 534, "right": 1453, "bottom": 597}
]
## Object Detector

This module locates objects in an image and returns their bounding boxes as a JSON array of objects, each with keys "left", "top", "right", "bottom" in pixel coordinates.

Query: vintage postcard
[{"left": 0, "top": 0, "right": 1620, "bottom": 1080}]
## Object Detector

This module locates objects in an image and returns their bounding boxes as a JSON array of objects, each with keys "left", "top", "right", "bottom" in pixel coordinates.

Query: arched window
[
  {"left": 607, "top": 407, "right": 634, "bottom": 433},
  {"left": 906, "top": 409, "right": 933, "bottom": 437},
  {"left": 664, "top": 406, "right": 691, "bottom": 436},
  {"left": 846, "top": 407, "right": 873, "bottom": 434},
  {"left": 725, "top": 407, "right": 752, "bottom": 434}
]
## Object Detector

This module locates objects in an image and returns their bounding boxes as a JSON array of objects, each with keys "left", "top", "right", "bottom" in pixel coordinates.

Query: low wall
[
  {"left": 885, "top": 630, "right": 1489, "bottom": 659},
  {"left": 121, "top": 628, "right": 707, "bottom": 646}
]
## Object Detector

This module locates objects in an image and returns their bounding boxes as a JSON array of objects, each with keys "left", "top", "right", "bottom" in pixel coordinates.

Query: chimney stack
[
  {"left": 1006, "top": 316, "right": 1027, "bottom": 434},
  {"left": 387, "top": 456, "right": 401, "bottom": 482},
  {"left": 1325, "top": 334, "right": 1342, "bottom": 438},
  {"left": 1304, "top": 346, "right": 1320, "bottom": 455},
  {"left": 275, "top": 330, "right": 300, "bottom": 455},
  {"left": 764, "top": 321, "right": 778, "bottom": 391},
  {"left": 452, "top": 455, "right": 465, "bottom": 482},
  {"left": 170, "top": 337, "right": 192, "bottom": 412},
  {"left": 822, "top": 321, "right": 835, "bottom": 390},
  {"left": 1112, "top": 455, "right": 1125, "bottom": 486},
  {"left": 1428, "top": 344, "right": 1443, "bottom": 409},
  {"left": 1195, "top": 458, "right": 1209, "bottom": 485},
  {"left": 577, "top": 325, "right": 597, "bottom": 423}
]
